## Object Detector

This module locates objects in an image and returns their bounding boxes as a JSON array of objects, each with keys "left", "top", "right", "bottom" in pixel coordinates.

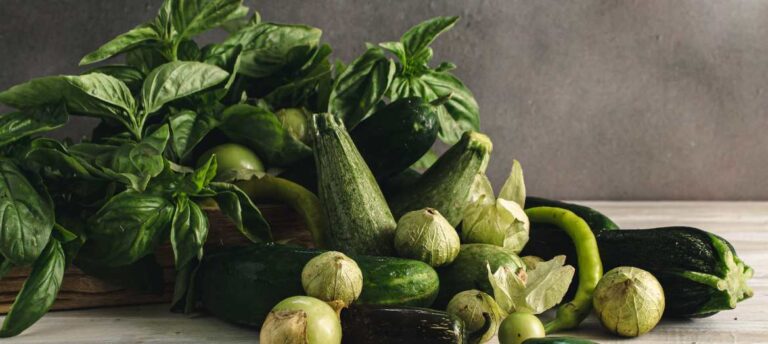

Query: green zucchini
[
  {"left": 389, "top": 131, "right": 492, "bottom": 226},
  {"left": 279, "top": 97, "right": 439, "bottom": 192},
  {"left": 350, "top": 97, "right": 439, "bottom": 179},
  {"left": 522, "top": 337, "right": 599, "bottom": 344},
  {"left": 524, "top": 224, "right": 754, "bottom": 317},
  {"left": 341, "top": 305, "right": 466, "bottom": 344},
  {"left": 437, "top": 244, "right": 524, "bottom": 306},
  {"left": 311, "top": 112, "right": 396, "bottom": 255},
  {"left": 196, "top": 244, "right": 440, "bottom": 326},
  {"left": 525, "top": 197, "right": 619, "bottom": 232}
]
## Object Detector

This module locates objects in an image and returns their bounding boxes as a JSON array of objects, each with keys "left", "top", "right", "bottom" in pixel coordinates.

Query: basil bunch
[{"left": 0, "top": 0, "right": 481, "bottom": 337}]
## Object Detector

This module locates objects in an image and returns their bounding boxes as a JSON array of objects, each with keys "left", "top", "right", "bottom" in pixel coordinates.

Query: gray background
[{"left": 1, "top": 0, "right": 766, "bottom": 200}]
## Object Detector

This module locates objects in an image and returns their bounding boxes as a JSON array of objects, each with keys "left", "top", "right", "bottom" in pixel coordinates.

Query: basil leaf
[
  {"left": 0, "top": 104, "right": 68, "bottom": 147},
  {"left": 104, "top": 125, "right": 170, "bottom": 191},
  {"left": 0, "top": 74, "right": 136, "bottom": 128},
  {"left": 0, "top": 238, "right": 65, "bottom": 338},
  {"left": 141, "top": 61, "right": 229, "bottom": 115},
  {"left": 328, "top": 47, "right": 395, "bottom": 128},
  {"left": 401, "top": 16, "right": 458, "bottom": 59},
  {"left": 170, "top": 258, "right": 200, "bottom": 314},
  {"left": 0, "top": 159, "right": 55, "bottom": 265},
  {"left": 185, "top": 155, "right": 217, "bottom": 192},
  {"left": 81, "top": 191, "right": 174, "bottom": 267},
  {"left": 170, "top": 196, "right": 208, "bottom": 267},
  {"left": 79, "top": 23, "right": 161, "bottom": 65},
  {"left": 85, "top": 65, "right": 146, "bottom": 92},
  {"left": 217, "top": 104, "right": 311, "bottom": 167},
  {"left": 166, "top": 0, "right": 249, "bottom": 40},
  {"left": 208, "top": 182, "right": 271, "bottom": 242},
  {"left": 24, "top": 139, "right": 107, "bottom": 179},
  {"left": 168, "top": 109, "right": 219, "bottom": 160},
  {"left": 126, "top": 45, "right": 169, "bottom": 74}
]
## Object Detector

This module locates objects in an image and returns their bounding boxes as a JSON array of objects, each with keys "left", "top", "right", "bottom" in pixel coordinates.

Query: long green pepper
[{"left": 525, "top": 206, "right": 603, "bottom": 333}]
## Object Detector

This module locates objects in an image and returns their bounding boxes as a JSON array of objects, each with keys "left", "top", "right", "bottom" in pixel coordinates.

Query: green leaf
[
  {"left": 85, "top": 65, "right": 146, "bottom": 92},
  {"left": 80, "top": 191, "right": 174, "bottom": 267},
  {"left": 379, "top": 41, "right": 407, "bottom": 66},
  {"left": 126, "top": 45, "right": 169, "bottom": 74},
  {"left": 0, "top": 74, "right": 136, "bottom": 130},
  {"left": 0, "top": 104, "right": 68, "bottom": 147},
  {"left": 170, "top": 196, "right": 208, "bottom": 267},
  {"left": 0, "top": 159, "right": 55, "bottom": 265},
  {"left": 141, "top": 61, "right": 229, "bottom": 115},
  {"left": 401, "top": 16, "right": 459, "bottom": 59},
  {"left": 103, "top": 125, "right": 169, "bottom": 191},
  {"left": 167, "top": 0, "right": 249, "bottom": 40},
  {"left": 168, "top": 109, "right": 219, "bottom": 160},
  {"left": 498, "top": 159, "right": 526, "bottom": 207},
  {"left": 183, "top": 154, "right": 217, "bottom": 193},
  {"left": 217, "top": 104, "right": 311, "bottom": 167},
  {"left": 79, "top": 23, "right": 161, "bottom": 65},
  {"left": 0, "top": 238, "right": 64, "bottom": 337},
  {"left": 23, "top": 139, "right": 107, "bottom": 179},
  {"left": 487, "top": 256, "right": 575, "bottom": 314},
  {"left": 328, "top": 47, "right": 395, "bottom": 128},
  {"left": 208, "top": 182, "right": 271, "bottom": 242}
]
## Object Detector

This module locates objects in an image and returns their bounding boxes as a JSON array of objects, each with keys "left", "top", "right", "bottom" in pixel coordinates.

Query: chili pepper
[
  {"left": 525, "top": 206, "right": 603, "bottom": 333},
  {"left": 235, "top": 175, "right": 329, "bottom": 248}
]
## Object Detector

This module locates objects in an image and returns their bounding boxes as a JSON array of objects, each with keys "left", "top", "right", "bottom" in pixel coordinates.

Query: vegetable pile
[{"left": 0, "top": 0, "right": 754, "bottom": 342}]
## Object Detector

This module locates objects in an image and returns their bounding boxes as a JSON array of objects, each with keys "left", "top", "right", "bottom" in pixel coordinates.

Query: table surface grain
[{"left": 1, "top": 202, "right": 765, "bottom": 343}]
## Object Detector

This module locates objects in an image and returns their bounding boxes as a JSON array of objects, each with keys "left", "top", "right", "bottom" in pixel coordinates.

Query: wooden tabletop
[{"left": 1, "top": 202, "right": 765, "bottom": 343}]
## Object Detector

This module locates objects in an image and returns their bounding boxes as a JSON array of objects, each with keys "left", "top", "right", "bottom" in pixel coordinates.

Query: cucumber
[
  {"left": 311, "top": 112, "right": 396, "bottom": 255},
  {"left": 350, "top": 97, "right": 439, "bottom": 179},
  {"left": 522, "top": 337, "right": 598, "bottom": 344},
  {"left": 523, "top": 224, "right": 754, "bottom": 317},
  {"left": 437, "top": 244, "right": 524, "bottom": 306},
  {"left": 278, "top": 97, "right": 439, "bottom": 192},
  {"left": 341, "top": 305, "right": 466, "bottom": 344},
  {"left": 196, "top": 244, "right": 440, "bottom": 326},
  {"left": 389, "top": 131, "right": 492, "bottom": 226}
]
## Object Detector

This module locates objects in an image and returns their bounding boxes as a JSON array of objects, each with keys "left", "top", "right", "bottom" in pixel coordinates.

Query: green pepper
[
  {"left": 236, "top": 175, "right": 329, "bottom": 248},
  {"left": 525, "top": 207, "right": 603, "bottom": 333}
]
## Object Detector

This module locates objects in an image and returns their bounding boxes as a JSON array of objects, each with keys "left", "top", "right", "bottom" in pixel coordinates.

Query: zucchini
[
  {"left": 522, "top": 337, "right": 598, "bottom": 344},
  {"left": 389, "top": 131, "right": 492, "bottom": 226},
  {"left": 341, "top": 305, "right": 466, "bottom": 344},
  {"left": 197, "top": 244, "right": 440, "bottom": 326},
  {"left": 350, "top": 97, "right": 439, "bottom": 179},
  {"left": 437, "top": 244, "right": 524, "bottom": 306},
  {"left": 279, "top": 97, "right": 439, "bottom": 192},
  {"left": 311, "top": 113, "right": 396, "bottom": 255},
  {"left": 523, "top": 224, "right": 754, "bottom": 317}
]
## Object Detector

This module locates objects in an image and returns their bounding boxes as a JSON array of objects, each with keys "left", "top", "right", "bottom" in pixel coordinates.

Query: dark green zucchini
[
  {"left": 311, "top": 112, "right": 396, "bottom": 255},
  {"left": 389, "top": 131, "right": 492, "bottom": 226},
  {"left": 196, "top": 244, "right": 440, "bottom": 326},
  {"left": 350, "top": 97, "right": 439, "bottom": 179},
  {"left": 341, "top": 305, "right": 466, "bottom": 344},
  {"left": 523, "top": 225, "right": 754, "bottom": 317},
  {"left": 279, "top": 97, "right": 439, "bottom": 191},
  {"left": 437, "top": 244, "right": 524, "bottom": 306},
  {"left": 522, "top": 337, "right": 599, "bottom": 344}
]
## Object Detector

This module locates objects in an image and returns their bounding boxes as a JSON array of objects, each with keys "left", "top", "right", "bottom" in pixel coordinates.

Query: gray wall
[{"left": 1, "top": 0, "right": 766, "bottom": 200}]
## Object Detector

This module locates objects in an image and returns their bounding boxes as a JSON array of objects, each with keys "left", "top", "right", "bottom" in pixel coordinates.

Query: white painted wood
[{"left": 2, "top": 202, "right": 765, "bottom": 343}]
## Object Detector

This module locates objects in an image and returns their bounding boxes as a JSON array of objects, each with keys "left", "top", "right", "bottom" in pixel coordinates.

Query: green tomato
[
  {"left": 498, "top": 313, "right": 546, "bottom": 344},
  {"left": 276, "top": 108, "right": 311, "bottom": 145},
  {"left": 260, "top": 296, "right": 341, "bottom": 344},
  {"left": 198, "top": 143, "right": 265, "bottom": 182}
]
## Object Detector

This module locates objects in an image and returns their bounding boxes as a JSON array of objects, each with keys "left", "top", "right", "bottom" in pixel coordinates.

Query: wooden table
[{"left": 1, "top": 202, "right": 765, "bottom": 343}]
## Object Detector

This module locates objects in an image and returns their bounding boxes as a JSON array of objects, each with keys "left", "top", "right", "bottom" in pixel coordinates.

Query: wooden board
[
  {"left": 0, "top": 202, "right": 765, "bottom": 343},
  {"left": 0, "top": 204, "right": 311, "bottom": 313}
]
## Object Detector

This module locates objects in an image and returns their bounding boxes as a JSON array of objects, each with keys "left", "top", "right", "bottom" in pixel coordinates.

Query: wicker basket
[{"left": 0, "top": 204, "right": 310, "bottom": 313}]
